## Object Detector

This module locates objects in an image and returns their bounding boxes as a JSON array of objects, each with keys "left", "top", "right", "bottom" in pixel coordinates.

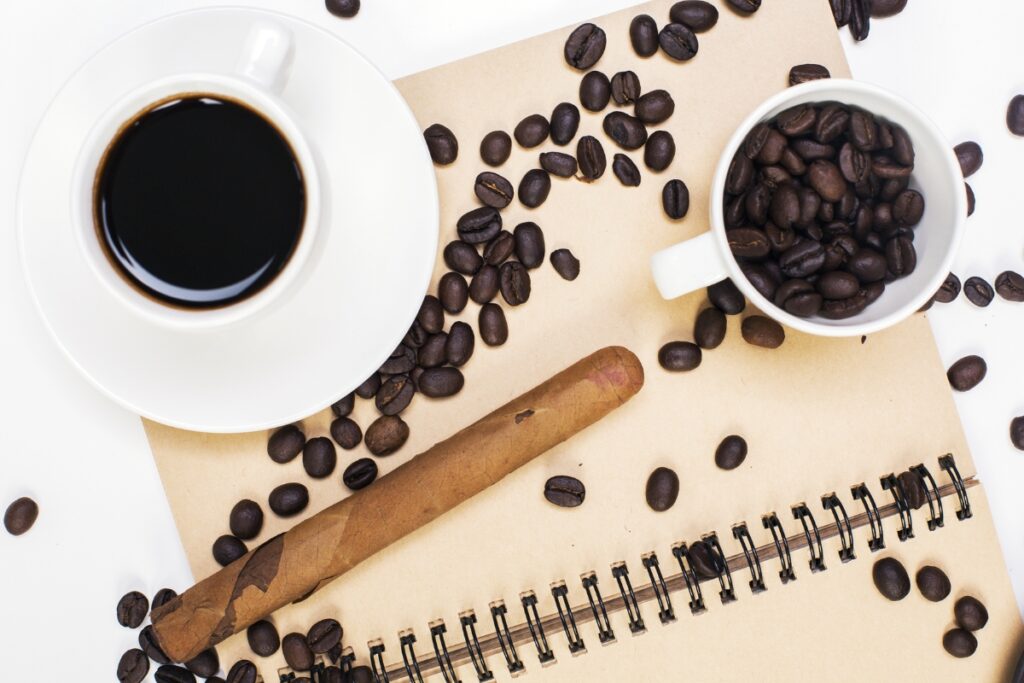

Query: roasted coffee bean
[
  {"left": 379, "top": 343, "right": 416, "bottom": 375},
  {"left": 330, "top": 417, "right": 362, "bottom": 451},
  {"left": 686, "top": 541, "right": 718, "bottom": 579},
  {"left": 185, "top": 649, "right": 219, "bottom": 678},
  {"left": 724, "top": 195, "right": 745, "bottom": 227},
  {"left": 139, "top": 625, "right": 171, "bottom": 665},
  {"left": 741, "top": 316, "right": 785, "bottom": 349},
  {"left": 212, "top": 534, "right": 247, "bottom": 566},
  {"left": 715, "top": 435, "right": 748, "bottom": 470},
  {"left": 644, "top": 131, "right": 675, "bottom": 171},
  {"left": 662, "top": 179, "right": 690, "bottom": 219},
  {"left": 728, "top": 228, "right": 770, "bottom": 259},
  {"left": 544, "top": 476, "right": 586, "bottom": 508},
  {"left": 850, "top": 0, "right": 871, "bottom": 40},
  {"left": 947, "top": 355, "right": 986, "bottom": 392},
  {"left": 474, "top": 172, "right": 514, "bottom": 209},
  {"left": 550, "top": 249, "right": 581, "bottom": 281},
  {"left": 376, "top": 374, "right": 415, "bottom": 415},
  {"left": 775, "top": 279, "right": 822, "bottom": 317},
  {"left": 955, "top": 596, "right": 989, "bottom": 631},
  {"left": 117, "top": 648, "right": 149, "bottom": 683},
  {"left": 789, "top": 63, "right": 831, "bottom": 86},
  {"left": 301, "top": 436, "right": 337, "bottom": 479},
  {"left": 670, "top": 1, "right": 719, "bottom": 31},
  {"left": 634, "top": 90, "right": 675, "bottom": 125},
  {"left": 307, "top": 619, "right": 343, "bottom": 654},
  {"left": 658, "top": 341, "right": 702, "bottom": 372},
  {"left": 915, "top": 566, "right": 951, "bottom": 602},
  {"left": 996, "top": 271, "right": 1024, "bottom": 302},
  {"left": 1008, "top": 95, "right": 1024, "bottom": 136},
  {"left": 579, "top": 71, "right": 611, "bottom": 112},
  {"left": 152, "top": 588, "right": 177, "bottom": 609},
  {"left": 229, "top": 499, "right": 264, "bottom": 540},
  {"left": 343, "top": 458, "right": 378, "bottom": 491},
  {"left": 514, "top": 114, "right": 550, "bottom": 148},
  {"left": 445, "top": 321, "right": 475, "bottom": 366},
  {"left": 355, "top": 373, "right": 381, "bottom": 399},
  {"left": 611, "top": 71, "right": 642, "bottom": 105},
  {"left": 770, "top": 185, "right": 800, "bottom": 229},
  {"left": 519, "top": 169, "right": 551, "bottom": 208},
  {"left": 423, "top": 124, "right": 458, "bottom": 165},
  {"left": 871, "top": 0, "right": 907, "bottom": 17},
  {"left": 540, "top": 151, "right": 578, "bottom": 177},
  {"left": 564, "top": 23, "right": 606, "bottom": 70},
  {"left": 780, "top": 147, "right": 807, "bottom": 176},
  {"left": 443, "top": 241, "right": 482, "bottom": 276},
  {"left": 806, "top": 160, "right": 846, "bottom": 202},
  {"left": 577, "top": 136, "right": 607, "bottom": 181},
  {"left": 457, "top": 207, "right": 502, "bottom": 245},
  {"left": 417, "top": 366, "right": 465, "bottom": 398},
  {"left": 742, "top": 263, "right": 780, "bottom": 301},
  {"left": 603, "top": 111, "right": 648, "bottom": 150},
  {"left": 1010, "top": 416, "right": 1024, "bottom": 451},
  {"left": 438, "top": 272, "right": 469, "bottom": 314},
  {"left": 872, "top": 557, "right": 910, "bottom": 600},
  {"left": 838, "top": 142, "right": 869, "bottom": 184},
  {"left": 550, "top": 102, "right": 581, "bottom": 145},
  {"left": 612, "top": 154, "right": 642, "bottom": 186},
  {"left": 499, "top": 261, "right": 532, "bottom": 305},
  {"left": 513, "top": 222, "right": 546, "bottom": 269},
  {"left": 484, "top": 231, "right": 516, "bottom": 266},
  {"left": 694, "top": 308, "right": 726, "bottom": 349},
  {"left": 965, "top": 182, "right": 975, "bottom": 216},
  {"left": 814, "top": 104, "right": 850, "bottom": 144},
  {"left": 943, "top": 629, "right": 978, "bottom": 658},
  {"left": 776, "top": 104, "right": 817, "bottom": 137},
  {"left": 897, "top": 470, "right": 927, "bottom": 509},
  {"left": 331, "top": 393, "right": 355, "bottom": 418},
  {"left": 793, "top": 138, "right": 837, "bottom": 161},
  {"left": 629, "top": 14, "right": 659, "bottom": 57},
  {"left": 708, "top": 279, "right": 745, "bottom": 314},
  {"left": 269, "top": 482, "right": 309, "bottom": 517},
  {"left": 226, "top": 660, "right": 258, "bottom": 683},
  {"left": 725, "top": 152, "right": 754, "bottom": 194},
  {"left": 935, "top": 272, "right": 961, "bottom": 303},
  {"left": 645, "top": 467, "right": 680, "bottom": 512},
  {"left": 964, "top": 276, "right": 994, "bottom": 307},
  {"left": 779, "top": 240, "right": 826, "bottom": 278},
  {"left": 844, "top": 248, "right": 887, "bottom": 283},
  {"left": 725, "top": 0, "right": 761, "bottom": 14},
  {"left": 658, "top": 23, "right": 699, "bottom": 60},
  {"left": 469, "top": 265, "right": 499, "bottom": 304},
  {"left": 325, "top": 0, "right": 360, "bottom": 18},
  {"left": 283, "top": 633, "right": 314, "bottom": 671},
  {"left": 365, "top": 415, "right": 409, "bottom": 456},
  {"left": 830, "top": 0, "right": 852, "bottom": 26},
  {"left": 268, "top": 425, "right": 304, "bottom": 464},
  {"left": 819, "top": 289, "right": 872, "bottom": 319},
  {"left": 884, "top": 237, "right": 916, "bottom": 277},
  {"left": 954, "top": 141, "right": 983, "bottom": 178},
  {"left": 417, "top": 332, "right": 448, "bottom": 368},
  {"left": 117, "top": 591, "right": 149, "bottom": 629},
  {"left": 817, "top": 271, "right": 860, "bottom": 300},
  {"left": 346, "top": 666, "right": 374, "bottom": 683},
  {"left": 155, "top": 665, "right": 196, "bottom": 683},
  {"left": 479, "top": 303, "right": 508, "bottom": 346},
  {"left": 480, "top": 130, "right": 512, "bottom": 166},
  {"left": 743, "top": 123, "right": 771, "bottom": 159},
  {"left": 892, "top": 189, "right": 924, "bottom": 226}
]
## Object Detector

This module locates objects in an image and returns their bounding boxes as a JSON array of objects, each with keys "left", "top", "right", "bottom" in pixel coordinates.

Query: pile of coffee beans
[
  {"left": 830, "top": 0, "right": 908, "bottom": 42},
  {"left": 3, "top": 496, "right": 37, "bottom": 536}
]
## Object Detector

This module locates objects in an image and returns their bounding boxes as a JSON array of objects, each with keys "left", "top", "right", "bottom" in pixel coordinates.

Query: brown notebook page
[{"left": 144, "top": 0, "right": 1022, "bottom": 680}]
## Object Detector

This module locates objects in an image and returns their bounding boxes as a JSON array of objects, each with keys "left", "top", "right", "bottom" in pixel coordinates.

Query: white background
[{"left": 0, "top": 1, "right": 1021, "bottom": 679}]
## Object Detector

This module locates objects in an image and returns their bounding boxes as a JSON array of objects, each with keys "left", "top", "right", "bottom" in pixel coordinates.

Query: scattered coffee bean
[
  {"left": 443, "top": 241, "right": 482, "bottom": 276},
  {"left": 268, "top": 425, "right": 304, "bottom": 464},
  {"left": 155, "top": 664, "right": 196, "bottom": 683},
  {"left": 365, "top": 415, "right": 409, "bottom": 456},
  {"left": 954, "top": 141, "right": 983, "bottom": 178},
  {"left": 484, "top": 231, "right": 515, "bottom": 265},
  {"left": 898, "top": 470, "right": 927, "bottom": 509},
  {"left": 331, "top": 393, "right": 354, "bottom": 418},
  {"left": 469, "top": 266, "right": 499, "bottom": 304},
  {"left": 152, "top": 588, "right": 177, "bottom": 609},
  {"left": 480, "top": 131, "right": 512, "bottom": 167},
  {"left": 943, "top": 628, "right": 978, "bottom": 658},
  {"left": 1008, "top": 95, "right": 1024, "bottom": 136},
  {"left": 423, "top": 124, "right": 458, "bottom": 165},
  {"left": 693, "top": 307, "right": 727, "bottom": 350},
  {"left": 550, "top": 102, "right": 581, "bottom": 146},
  {"left": 789, "top": 63, "right": 831, "bottom": 86},
  {"left": 611, "top": 71, "right": 642, "bottom": 105},
  {"left": 662, "top": 179, "right": 689, "bottom": 219},
  {"left": 658, "top": 23, "right": 698, "bottom": 61},
  {"left": 379, "top": 344, "right": 416, "bottom": 375},
  {"left": 330, "top": 417, "right": 362, "bottom": 451},
  {"left": 212, "top": 534, "right": 248, "bottom": 566},
  {"left": 916, "top": 565, "right": 951, "bottom": 602},
  {"left": 519, "top": 169, "right": 552, "bottom": 208},
  {"left": 474, "top": 172, "right": 514, "bottom": 209},
  {"left": 116, "top": 591, "right": 149, "bottom": 629},
  {"left": 635, "top": 90, "right": 675, "bottom": 125},
  {"left": 850, "top": 0, "right": 871, "bottom": 40},
  {"left": 355, "top": 373, "right": 381, "bottom": 399},
  {"left": 246, "top": 620, "right": 280, "bottom": 658},
  {"left": 629, "top": 14, "right": 659, "bottom": 57},
  {"left": 438, "top": 273, "right": 469, "bottom": 314},
  {"left": 343, "top": 458, "right": 378, "bottom": 491},
  {"left": 457, "top": 207, "right": 502, "bottom": 245},
  {"left": 935, "top": 273, "right": 961, "bottom": 303},
  {"left": 995, "top": 271, "right": 1024, "bottom": 302},
  {"left": 499, "top": 261, "right": 532, "bottom": 305},
  {"left": 603, "top": 111, "right": 648, "bottom": 150},
  {"left": 687, "top": 540, "right": 719, "bottom": 579},
  {"left": 708, "top": 279, "right": 746, "bottom": 315},
  {"left": 302, "top": 436, "right": 337, "bottom": 478},
  {"left": 550, "top": 249, "right": 581, "bottom": 281},
  {"left": 513, "top": 222, "right": 546, "bottom": 269},
  {"left": 564, "top": 23, "right": 606, "bottom": 70},
  {"left": 579, "top": 71, "right": 611, "bottom": 112},
  {"left": 540, "top": 151, "right": 578, "bottom": 177},
  {"left": 445, "top": 322, "right": 475, "bottom": 367},
  {"left": 955, "top": 595, "right": 989, "bottom": 631},
  {"left": 269, "top": 483, "right": 309, "bottom": 517},
  {"left": 644, "top": 131, "right": 675, "bottom": 172},
  {"left": 283, "top": 633, "right": 314, "bottom": 671},
  {"left": 741, "top": 316, "right": 785, "bottom": 348},
  {"left": 376, "top": 374, "right": 415, "bottom": 415},
  {"left": 963, "top": 276, "right": 994, "bottom": 307},
  {"left": 418, "top": 367, "right": 465, "bottom": 398},
  {"left": 726, "top": 0, "right": 761, "bottom": 14},
  {"left": 577, "top": 135, "right": 607, "bottom": 181},
  {"left": 417, "top": 332, "right": 448, "bottom": 368},
  {"left": 325, "top": 0, "right": 359, "bottom": 19},
  {"left": 227, "top": 501, "right": 264, "bottom": 540},
  {"left": 479, "top": 303, "right": 509, "bottom": 346},
  {"left": 714, "top": 435, "right": 747, "bottom": 470},
  {"left": 307, "top": 619, "right": 343, "bottom": 654},
  {"left": 658, "top": 341, "right": 702, "bottom": 372},
  {"left": 670, "top": 1, "right": 719, "bottom": 32},
  {"left": 872, "top": 557, "right": 910, "bottom": 600},
  {"left": 226, "top": 660, "right": 258, "bottom": 683},
  {"left": 139, "top": 625, "right": 171, "bottom": 665},
  {"left": 612, "top": 154, "right": 642, "bottom": 186},
  {"left": 514, "top": 114, "right": 550, "bottom": 148},
  {"left": 871, "top": 0, "right": 907, "bottom": 17},
  {"left": 117, "top": 648, "right": 149, "bottom": 683},
  {"left": 346, "top": 666, "right": 374, "bottom": 683},
  {"left": 544, "top": 475, "right": 586, "bottom": 508},
  {"left": 185, "top": 649, "right": 219, "bottom": 678},
  {"left": 1010, "top": 416, "right": 1024, "bottom": 451},
  {"left": 645, "top": 467, "right": 680, "bottom": 511}
]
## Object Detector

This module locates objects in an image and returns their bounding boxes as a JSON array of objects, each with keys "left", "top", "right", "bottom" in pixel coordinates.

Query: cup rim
[
  {"left": 70, "top": 71, "right": 321, "bottom": 332},
  {"left": 709, "top": 78, "right": 966, "bottom": 338}
]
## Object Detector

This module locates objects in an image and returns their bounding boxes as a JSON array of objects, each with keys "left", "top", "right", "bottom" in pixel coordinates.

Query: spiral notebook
[{"left": 144, "top": 0, "right": 1023, "bottom": 680}]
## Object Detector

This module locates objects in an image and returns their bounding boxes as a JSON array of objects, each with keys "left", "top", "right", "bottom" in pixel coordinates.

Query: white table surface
[{"left": 1, "top": 1, "right": 1021, "bottom": 679}]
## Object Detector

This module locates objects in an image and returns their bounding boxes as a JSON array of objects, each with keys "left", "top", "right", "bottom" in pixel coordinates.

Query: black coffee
[{"left": 96, "top": 95, "right": 305, "bottom": 308}]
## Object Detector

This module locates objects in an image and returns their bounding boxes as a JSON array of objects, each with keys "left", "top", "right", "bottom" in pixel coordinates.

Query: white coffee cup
[
  {"left": 651, "top": 79, "right": 966, "bottom": 338},
  {"left": 70, "top": 21, "right": 321, "bottom": 331}
]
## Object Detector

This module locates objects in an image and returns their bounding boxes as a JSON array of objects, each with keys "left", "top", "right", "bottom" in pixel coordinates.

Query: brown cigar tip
[{"left": 594, "top": 346, "right": 644, "bottom": 400}]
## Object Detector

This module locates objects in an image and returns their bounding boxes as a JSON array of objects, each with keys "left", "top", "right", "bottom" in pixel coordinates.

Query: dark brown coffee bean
[
  {"left": 728, "top": 228, "right": 771, "bottom": 259},
  {"left": 743, "top": 184, "right": 769, "bottom": 225},
  {"left": 1008, "top": 95, "right": 1024, "bottom": 136},
  {"left": 694, "top": 308, "right": 726, "bottom": 349},
  {"left": 423, "top": 124, "right": 457, "bottom": 165},
  {"left": 212, "top": 534, "right": 247, "bottom": 566},
  {"left": 819, "top": 289, "right": 872, "bottom": 319},
  {"left": 118, "top": 648, "right": 149, "bottom": 683},
  {"left": 725, "top": 0, "right": 761, "bottom": 14},
  {"left": 325, "top": 0, "right": 359, "bottom": 18},
  {"left": 708, "top": 279, "right": 745, "bottom": 314},
  {"left": 480, "top": 130, "right": 511, "bottom": 166},
  {"left": 268, "top": 425, "right": 304, "bottom": 464},
  {"left": 964, "top": 276, "right": 994, "bottom": 307},
  {"left": 777, "top": 104, "right": 818, "bottom": 137},
  {"left": 770, "top": 184, "right": 800, "bottom": 229},
  {"left": 540, "top": 152, "right": 578, "bottom": 177},
  {"left": 884, "top": 237, "right": 916, "bottom": 277},
  {"left": 416, "top": 332, "right": 448, "bottom": 369},
  {"left": 330, "top": 417, "right": 362, "bottom": 451},
  {"left": 154, "top": 665, "right": 196, "bottom": 683},
  {"left": 670, "top": 1, "right": 719, "bottom": 31},
  {"left": 629, "top": 14, "right": 659, "bottom": 57},
  {"left": 513, "top": 222, "right": 546, "bottom": 269},
  {"left": 898, "top": 470, "right": 928, "bottom": 509},
  {"left": 283, "top": 633, "right": 314, "bottom": 671},
  {"left": 443, "top": 241, "right": 482, "bottom": 276},
  {"left": 365, "top": 415, "right": 409, "bottom": 456},
  {"left": 813, "top": 104, "right": 849, "bottom": 144},
  {"left": 915, "top": 565, "right": 951, "bottom": 602},
  {"left": 229, "top": 499, "right": 264, "bottom": 540},
  {"left": 658, "top": 23, "right": 699, "bottom": 60},
  {"left": 438, "top": 272, "right": 469, "bottom": 314},
  {"left": 837, "top": 142, "right": 869, "bottom": 184},
  {"left": 151, "top": 588, "right": 176, "bottom": 609},
  {"left": 850, "top": 0, "right": 871, "bottom": 40},
  {"left": 519, "top": 169, "right": 551, "bottom": 208},
  {"left": 830, "top": 0, "right": 852, "bottom": 26},
  {"left": 871, "top": 0, "right": 907, "bottom": 16},
  {"left": 499, "top": 261, "right": 532, "bottom": 305},
  {"left": 662, "top": 179, "right": 690, "bottom": 219},
  {"left": 603, "top": 112, "right": 648, "bottom": 150},
  {"left": 457, "top": 207, "right": 502, "bottom": 245},
  {"left": 612, "top": 154, "right": 642, "bottom": 186},
  {"left": 658, "top": 341, "right": 702, "bottom": 372},
  {"left": 375, "top": 374, "right": 415, "bottom": 415},
  {"left": 300, "top": 436, "right": 336, "bottom": 479},
  {"left": 947, "top": 355, "right": 986, "bottom": 392},
  {"left": 724, "top": 195, "right": 745, "bottom": 228},
  {"left": 550, "top": 249, "right": 581, "bottom": 281},
  {"left": 483, "top": 231, "right": 515, "bottom": 266},
  {"left": 226, "top": 660, "right": 258, "bottom": 683},
  {"left": 935, "top": 272, "right": 961, "bottom": 303},
  {"left": 139, "top": 625, "right": 170, "bottom": 665},
  {"left": 379, "top": 343, "right": 416, "bottom": 375},
  {"left": 307, "top": 619, "right": 343, "bottom": 654},
  {"left": 269, "top": 482, "right": 309, "bottom": 517},
  {"left": 793, "top": 138, "right": 837, "bottom": 161},
  {"left": 644, "top": 131, "right": 675, "bottom": 171},
  {"left": 726, "top": 152, "right": 755, "bottom": 194},
  {"left": 1010, "top": 417, "right": 1024, "bottom": 451},
  {"left": 872, "top": 557, "right": 910, "bottom": 600},
  {"left": 816, "top": 271, "right": 860, "bottom": 300},
  {"left": 776, "top": 280, "right": 823, "bottom": 317},
  {"left": 445, "top": 322, "right": 475, "bottom": 366},
  {"left": 743, "top": 123, "right": 771, "bottom": 159},
  {"left": 185, "top": 649, "right": 219, "bottom": 678},
  {"left": 550, "top": 102, "right": 581, "bottom": 146},
  {"left": 687, "top": 540, "right": 719, "bottom": 579},
  {"left": 806, "top": 160, "right": 846, "bottom": 202},
  {"left": 779, "top": 240, "right": 826, "bottom": 278},
  {"left": 345, "top": 666, "right": 374, "bottom": 683},
  {"left": 544, "top": 476, "right": 586, "bottom": 507},
  {"left": 246, "top": 620, "right": 280, "bottom": 657},
  {"left": 943, "top": 628, "right": 978, "bottom": 658},
  {"left": 788, "top": 63, "right": 831, "bottom": 86},
  {"left": 645, "top": 467, "right": 680, "bottom": 511},
  {"left": 965, "top": 182, "right": 975, "bottom": 216},
  {"left": 469, "top": 265, "right": 499, "bottom": 304},
  {"left": 742, "top": 263, "right": 780, "bottom": 301},
  {"left": 479, "top": 303, "right": 508, "bottom": 346},
  {"left": 331, "top": 393, "right": 354, "bottom": 418},
  {"left": 117, "top": 591, "right": 149, "bottom": 629},
  {"left": 715, "top": 435, "right": 748, "bottom": 470},
  {"left": 954, "top": 141, "right": 983, "bottom": 178},
  {"left": 741, "top": 316, "right": 785, "bottom": 349},
  {"left": 474, "top": 172, "right": 514, "bottom": 209},
  {"left": 611, "top": 71, "right": 642, "bottom": 105},
  {"left": 514, "top": 114, "right": 550, "bottom": 148},
  {"left": 996, "top": 271, "right": 1024, "bottom": 302},
  {"left": 892, "top": 189, "right": 924, "bottom": 226},
  {"left": 845, "top": 248, "right": 887, "bottom": 283},
  {"left": 355, "top": 373, "right": 381, "bottom": 399},
  {"left": 579, "top": 71, "right": 611, "bottom": 112},
  {"left": 577, "top": 136, "right": 607, "bottom": 181},
  {"left": 634, "top": 90, "right": 675, "bottom": 125},
  {"left": 418, "top": 367, "right": 465, "bottom": 398},
  {"left": 343, "top": 458, "right": 378, "bottom": 491},
  {"left": 955, "top": 596, "right": 989, "bottom": 631},
  {"left": 756, "top": 130, "right": 788, "bottom": 165},
  {"left": 564, "top": 23, "right": 606, "bottom": 70},
  {"left": 780, "top": 147, "right": 807, "bottom": 176}
]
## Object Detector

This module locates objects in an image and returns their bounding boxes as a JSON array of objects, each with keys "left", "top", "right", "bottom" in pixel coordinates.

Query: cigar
[{"left": 151, "top": 346, "right": 644, "bottom": 662}]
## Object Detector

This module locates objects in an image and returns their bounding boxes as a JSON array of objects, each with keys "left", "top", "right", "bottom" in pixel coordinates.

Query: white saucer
[{"left": 17, "top": 7, "right": 438, "bottom": 433}]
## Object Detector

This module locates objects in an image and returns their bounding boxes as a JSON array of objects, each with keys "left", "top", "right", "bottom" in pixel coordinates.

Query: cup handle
[
  {"left": 236, "top": 21, "right": 294, "bottom": 93},
  {"left": 650, "top": 231, "right": 730, "bottom": 300}
]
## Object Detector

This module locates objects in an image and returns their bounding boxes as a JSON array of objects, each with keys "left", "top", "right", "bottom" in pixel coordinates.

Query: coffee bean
[
  {"left": 282, "top": 633, "right": 314, "bottom": 671},
  {"left": 457, "top": 207, "right": 502, "bottom": 245},
  {"left": 898, "top": 470, "right": 928, "bottom": 509},
  {"left": 1008, "top": 95, "right": 1024, "bottom": 136},
  {"left": 550, "top": 102, "right": 581, "bottom": 146},
  {"left": 325, "top": 0, "right": 360, "bottom": 18},
  {"left": 519, "top": 169, "right": 551, "bottom": 208},
  {"left": 155, "top": 664, "right": 196, "bottom": 683},
  {"left": 612, "top": 154, "right": 642, "bottom": 186},
  {"left": 844, "top": 248, "right": 887, "bottom": 283},
  {"left": 644, "top": 131, "right": 675, "bottom": 171},
  {"left": 445, "top": 322, "right": 475, "bottom": 367},
  {"left": 423, "top": 124, "right": 457, "bottom": 165},
  {"left": 269, "top": 482, "right": 309, "bottom": 517},
  {"left": 645, "top": 467, "right": 680, "bottom": 511},
  {"left": 438, "top": 272, "right": 469, "bottom": 314},
  {"left": 610, "top": 71, "right": 642, "bottom": 105},
  {"left": 687, "top": 540, "right": 719, "bottom": 579},
  {"left": 403, "top": 320, "right": 426, "bottom": 350},
  {"left": 512, "top": 222, "right": 546, "bottom": 269},
  {"left": 634, "top": 90, "right": 675, "bottom": 125},
  {"left": 477, "top": 303, "right": 507, "bottom": 346},
  {"left": 996, "top": 271, "right": 1024, "bottom": 302},
  {"left": 883, "top": 237, "right": 916, "bottom": 278},
  {"left": 871, "top": 0, "right": 907, "bottom": 16},
  {"left": 414, "top": 332, "right": 446, "bottom": 369},
  {"left": 346, "top": 666, "right": 374, "bottom": 683},
  {"left": 714, "top": 435, "right": 748, "bottom": 470},
  {"left": 815, "top": 271, "right": 859, "bottom": 300},
  {"left": 915, "top": 565, "right": 951, "bottom": 602},
  {"left": 775, "top": 279, "right": 822, "bottom": 317},
  {"left": 343, "top": 458, "right": 378, "bottom": 491},
  {"left": 964, "top": 276, "right": 994, "bottom": 307},
  {"left": 419, "top": 367, "right": 465, "bottom": 398},
  {"left": 778, "top": 240, "right": 826, "bottom": 279},
  {"left": 954, "top": 141, "right": 983, "bottom": 178},
  {"left": 662, "top": 179, "right": 690, "bottom": 219},
  {"left": 725, "top": 0, "right": 761, "bottom": 14},
  {"left": 118, "top": 648, "right": 149, "bottom": 683},
  {"left": 300, "top": 436, "right": 336, "bottom": 479},
  {"left": 726, "top": 152, "right": 755, "bottom": 194},
  {"left": 742, "top": 263, "right": 780, "bottom": 301},
  {"left": 331, "top": 393, "right": 355, "bottom": 418},
  {"left": 307, "top": 619, "right": 343, "bottom": 654},
  {"left": 484, "top": 231, "right": 516, "bottom": 265},
  {"left": 480, "top": 131, "right": 512, "bottom": 168},
  {"left": 226, "top": 660, "right": 258, "bottom": 683},
  {"left": 788, "top": 63, "right": 831, "bottom": 86},
  {"left": 268, "top": 425, "right": 304, "bottom": 464},
  {"left": 379, "top": 344, "right": 416, "bottom": 375},
  {"left": 872, "top": 557, "right": 910, "bottom": 600},
  {"left": 947, "top": 355, "right": 986, "bottom": 392},
  {"left": 185, "top": 649, "right": 219, "bottom": 678},
  {"left": 544, "top": 476, "right": 586, "bottom": 508},
  {"left": 355, "top": 373, "right": 381, "bottom": 399},
  {"left": 550, "top": 249, "right": 581, "bottom": 281},
  {"left": 955, "top": 596, "right": 989, "bottom": 631},
  {"left": 741, "top": 316, "right": 785, "bottom": 349},
  {"left": 776, "top": 105, "right": 818, "bottom": 137},
  {"left": 152, "top": 587, "right": 177, "bottom": 609},
  {"left": 573, "top": 137, "right": 606, "bottom": 182},
  {"left": 579, "top": 71, "right": 611, "bottom": 112},
  {"left": 727, "top": 228, "right": 770, "bottom": 259},
  {"left": 670, "top": 1, "right": 719, "bottom": 31},
  {"left": 850, "top": 0, "right": 871, "bottom": 40},
  {"left": 830, "top": 0, "right": 852, "bottom": 26},
  {"left": 443, "top": 242, "right": 482, "bottom": 277},
  {"left": 603, "top": 111, "right": 648, "bottom": 150},
  {"left": 499, "top": 261, "right": 531, "bottom": 305},
  {"left": 965, "top": 182, "right": 975, "bottom": 216},
  {"left": 658, "top": 341, "right": 702, "bottom": 372},
  {"left": 629, "top": 14, "right": 659, "bottom": 57},
  {"left": 246, "top": 620, "right": 280, "bottom": 657},
  {"left": 469, "top": 265, "right": 499, "bottom": 304},
  {"left": 330, "top": 417, "right": 362, "bottom": 451},
  {"left": 365, "top": 415, "right": 409, "bottom": 456},
  {"left": 474, "top": 172, "right": 514, "bottom": 209},
  {"left": 540, "top": 151, "right": 578, "bottom": 177},
  {"left": 708, "top": 279, "right": 745, "bottom": 314},
  {"left": 943, "top": 628, "right": 978, "bottom": 658},
  {"left": 514, "top": 114, "right": 550, "bottom": 148},
  {"left": 564, "top": 23, "right": 606, "bottom": 70},
  {"left": 376, "top": 374, "right": 415, "bottom": 415},
  {"left": 892, "top": 189, "right": 924, "bottom": 226},
  {"left": 212, "top": 534, "right": 247, "bottom": 566},
  {"left": 139, "top": 625, "right": 171, "bottom": 665},
  {"left": 934, "top": 272, "right": 961, "bottom": 303},
  {"left": 1010, "top": 416, "right": 1024, "bottom": 451},
  {"left": 117, "top": 591, "right": 149, "bottom": 629},
  {"left": 658, "top": 23, "right": 698, "bottom": 61},
  {"left": 227, "top": 500, "right": 264, "bottom": 541},
  {"left": 694, "top": 308, "right": 726, "bottom": 349}
]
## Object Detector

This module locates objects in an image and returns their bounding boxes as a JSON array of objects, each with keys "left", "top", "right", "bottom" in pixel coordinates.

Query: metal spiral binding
[
  {"left": 763, "top": 512, "right": 796, "bottom": 583},
  {"left": 611, "top": 562, "right": 645, "bottom": 634},
  {"left": 399, "top": 631, "right": 424, "bottom": 683},
  {"left": 550, "top": 582, "right": 585, "bottom": 654},
  {"left": 519, "top": 592, "right": 555, "bottom": 665},
  {"left": 339, "top": 646, "right": 356, "bottom": 674},
  {"left": 703, "top": 533, "right": 736, "bottom": 604},
  {"left": 429, "top": 620, "right": 460, "bottom": 683},
  {"left": 489, "top": 601, "right": 524, "bottom": 675},
  {"left": 671, "top": 542, "right": 706, "bottom": 613},
  {"left": 881, "top": 473, "right": 914, "bottom": 540},
  {"left": 458, "top": 611, "right": 493, "bottom": 682},
  {"left": 911, "top": 463, "right": 944, "bottom": 530},
  {"left": 732, "top": 523, "right": 766, "bottom": 593},
  {"left": 368, "top": 640, "right": 389, "bottom": 683},
  {"left": 641, "top": 553, "right": 675, "bottom": 623},
  {"left": 581, "top": 572, "right": 615, "bottom": 644},
  {"left": 821, "top": 493, "right": 855, "bottom": 562},
  {"left": 852, "top": 483, "right": 885, "bottom": 551},
  {"left": 940, "top": 455, "right": 972, "bottom": 520}
]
